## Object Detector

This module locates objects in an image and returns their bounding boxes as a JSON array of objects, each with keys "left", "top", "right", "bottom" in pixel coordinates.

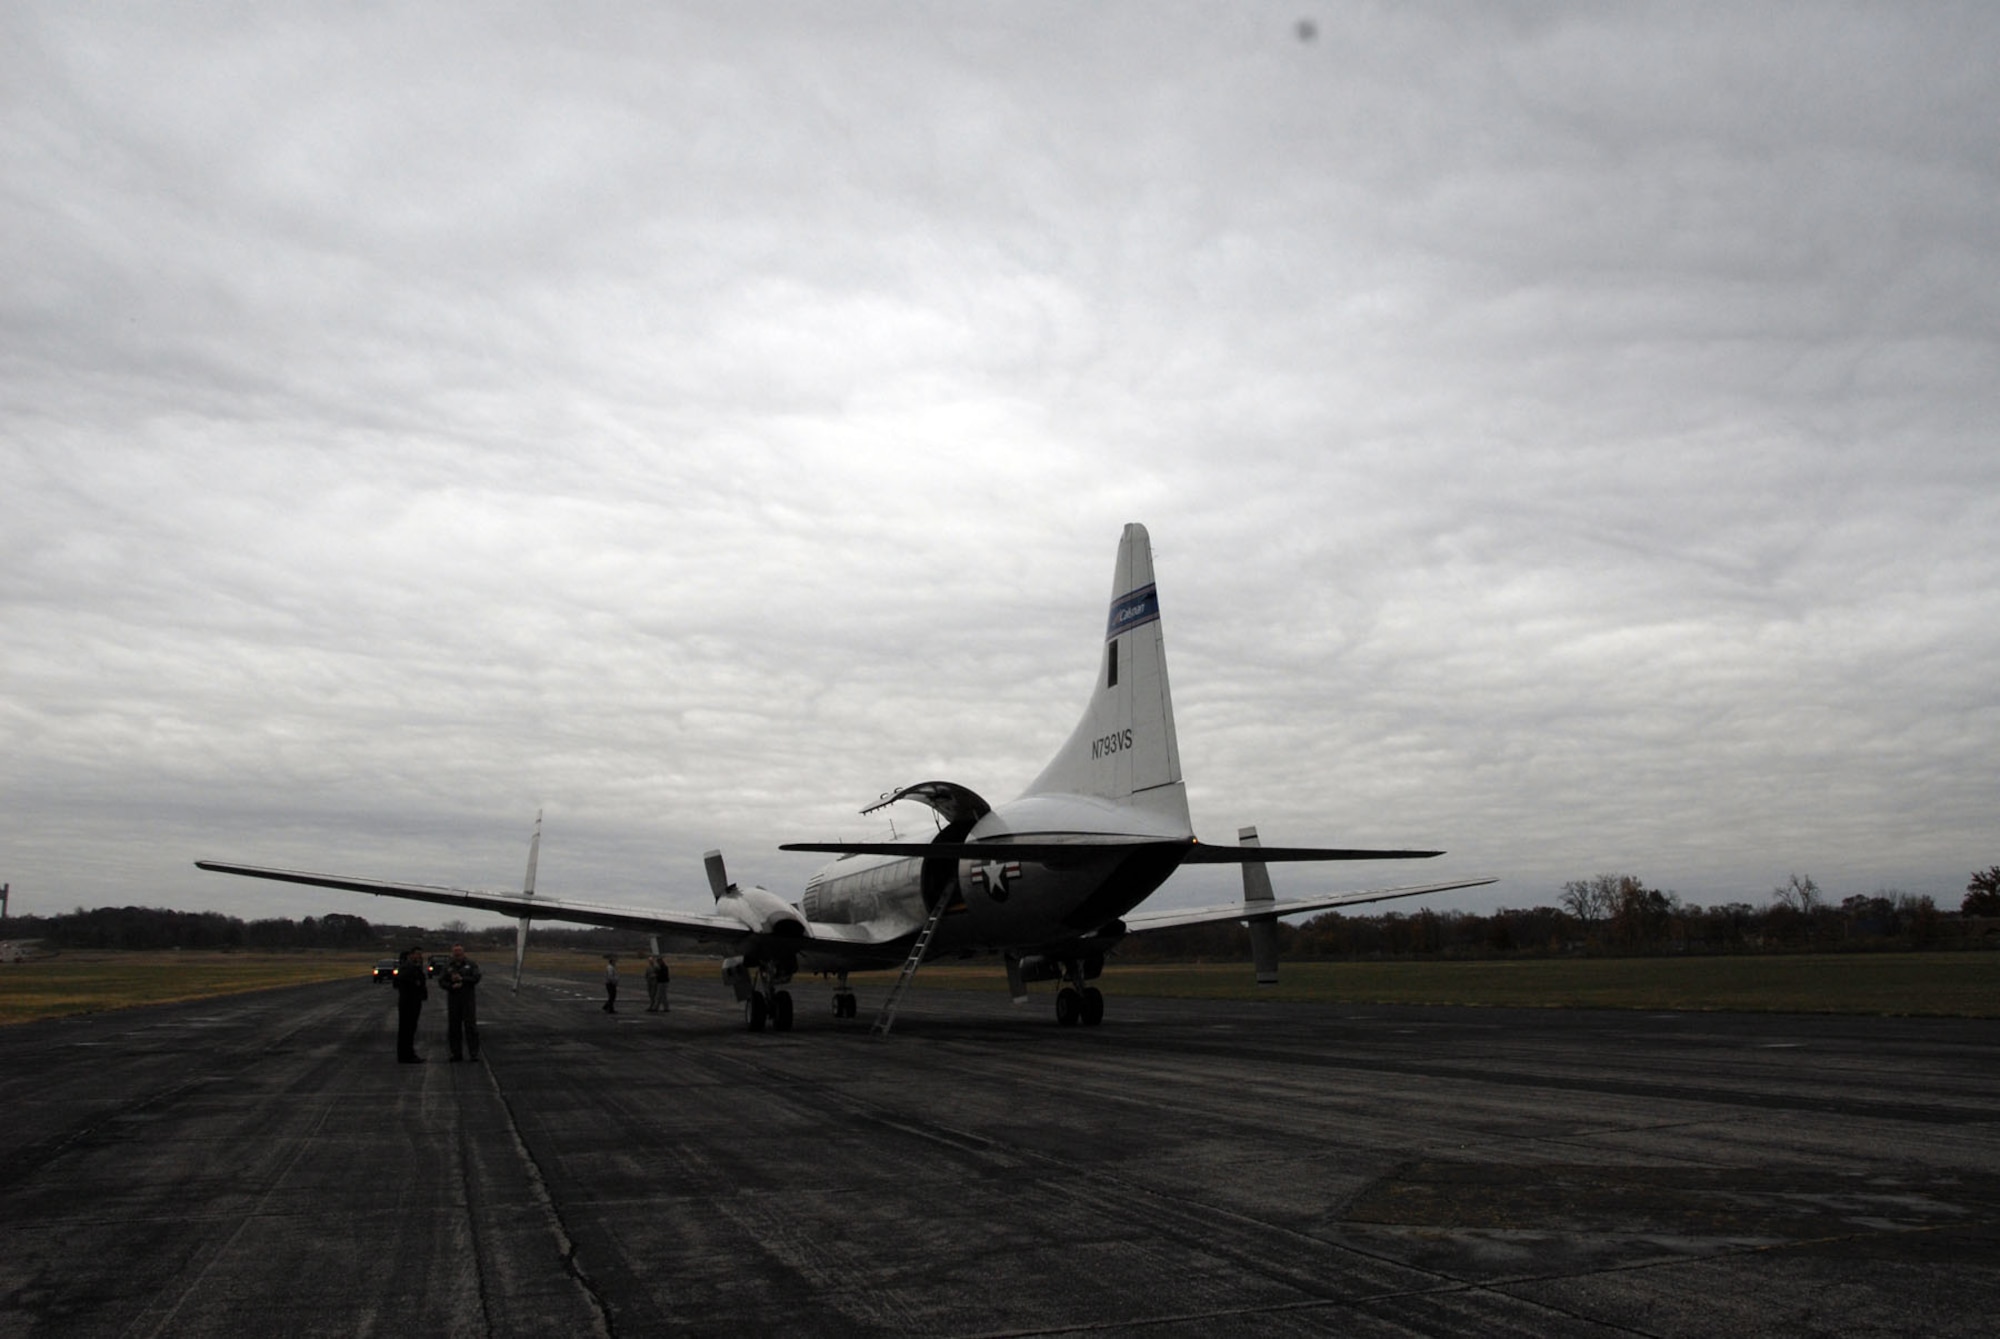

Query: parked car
[{"left": 372, "top": 959, "right": 400, "bottom": 985}]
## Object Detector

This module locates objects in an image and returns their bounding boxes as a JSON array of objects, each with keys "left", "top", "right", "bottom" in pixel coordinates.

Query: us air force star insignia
[{"left": 980, "top": 861, "right": 1013, "bottom": 902}]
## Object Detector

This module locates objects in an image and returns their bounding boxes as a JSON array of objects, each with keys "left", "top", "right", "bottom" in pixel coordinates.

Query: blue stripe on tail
[{"left": 1106, "top": 583, "right": 1159, "bottom": 640}]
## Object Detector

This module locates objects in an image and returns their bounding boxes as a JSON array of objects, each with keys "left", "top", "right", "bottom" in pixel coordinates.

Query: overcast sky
[{"left": 5, "top": 2, "right": 1996, "bottom": 932}]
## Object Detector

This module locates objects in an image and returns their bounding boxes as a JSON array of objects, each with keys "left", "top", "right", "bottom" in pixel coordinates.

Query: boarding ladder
[{"left": 870, "top": 891, "right": 954, "bottom": 1039}]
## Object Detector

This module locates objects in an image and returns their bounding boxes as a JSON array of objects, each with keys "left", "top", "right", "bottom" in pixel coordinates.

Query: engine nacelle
[
  {"left": 706, "top": 850, "right": 808, "bottom": 938},
  {"left": 712, "top": 883, "right": 809, "bottom": 938}
]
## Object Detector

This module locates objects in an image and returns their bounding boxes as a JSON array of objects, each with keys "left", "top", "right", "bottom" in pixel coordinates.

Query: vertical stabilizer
[
  {"left": 1024, "top": 524, "right": 1187, "bottom": 828},
  {"left": 1239, "top": 825, "right": 1281, "bottom": 985}
]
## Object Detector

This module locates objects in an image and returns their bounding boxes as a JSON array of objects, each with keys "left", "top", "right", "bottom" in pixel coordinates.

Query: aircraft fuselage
[{"left": 793, "top": 791, "right": 1194, "bottom": 967}]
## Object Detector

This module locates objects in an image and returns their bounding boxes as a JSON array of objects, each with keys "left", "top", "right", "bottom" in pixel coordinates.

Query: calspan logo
[{"left": 1105, "top": 583, "right": 1159, "bottom": 640}]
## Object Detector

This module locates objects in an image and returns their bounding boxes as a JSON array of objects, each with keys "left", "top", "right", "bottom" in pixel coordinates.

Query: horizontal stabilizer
[
  {"left": 1180, "top": 844, "right": 1443, "bottom": 863},
  {"left": 779, "top": 840, "right": 1174, "bottom": 863},
  {"left": 780, "top": 839, "right": 1441, "bottom": 863}
]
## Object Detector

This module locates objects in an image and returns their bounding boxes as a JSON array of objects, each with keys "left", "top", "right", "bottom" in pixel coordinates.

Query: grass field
[
  {"left": 0, "top": 947, "right": 676, "bottom": 1024},
  {"left": 2, "top": 949, "right": 1994, "bottom": 1024},
  {"left": 0, "top": 951, "right": 384, "bottom": 1025}
]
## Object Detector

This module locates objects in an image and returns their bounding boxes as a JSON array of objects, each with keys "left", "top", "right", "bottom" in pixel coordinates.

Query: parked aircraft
[{"left": 199, "top": 523, "right": 1493, "bottom": 1034}]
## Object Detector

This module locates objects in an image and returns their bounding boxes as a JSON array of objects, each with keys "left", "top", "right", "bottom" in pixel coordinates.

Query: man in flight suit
[
  {"left": 442, "top": 943, "right": 482, "bottom": 1062},
  {"left": 393, "top": 945, "right": 428, "bottom": 1063}
]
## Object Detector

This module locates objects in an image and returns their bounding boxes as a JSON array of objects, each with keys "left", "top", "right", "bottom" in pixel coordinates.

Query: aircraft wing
[
  {"left": 1119, "top": 876, "right": 1498, "bottom": 934},
  {"left": 195, "top": 860, "right": 761, "bottom": 942}
]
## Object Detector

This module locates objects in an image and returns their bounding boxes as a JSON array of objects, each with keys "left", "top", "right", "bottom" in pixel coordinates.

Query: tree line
[
  {"left": 0, "top": 905, "right": 666, "bottom": 955},
  {"left": 1118, "top": 867, "right": 2000, "bottom": 963},
  {"left": 0, "top": 906, "right": 392, "bottom": 952},
  {"left": 5, "top": 866, "right": 1996, "bottom": 960}
]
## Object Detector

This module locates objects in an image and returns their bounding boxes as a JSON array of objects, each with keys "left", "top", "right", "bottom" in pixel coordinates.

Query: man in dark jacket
[
  {"left": 441, "top": 943, "right": 482, "bottom": 1062},
  {"left": 394, "top": 945, "right": 429, "bottom": 1063}
]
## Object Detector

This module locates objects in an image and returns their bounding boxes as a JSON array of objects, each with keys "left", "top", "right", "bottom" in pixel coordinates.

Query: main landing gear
[
  {"left": 724, "top": 957, "right": 796, "bottom": 1032},
  {"left": 1055, "top": 960, "right": 1104, "bottom": 1028},
  {"left": 831, "top": 971, "right": 857, "bottom": 1019},
  {"left": 747, "top": 986, "right": 794, "bottom": 1032},
  {"left": 1010, "top": 952, "right": 1109, "bottom": 1029}
]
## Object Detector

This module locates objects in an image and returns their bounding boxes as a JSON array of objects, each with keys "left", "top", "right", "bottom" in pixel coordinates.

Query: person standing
[
  {"left": 644, "top": 955, "right": 662, "bottom": 1013},
  {"left": 393, "top": 945, "right": 428, "bottom": 1063},
  {"left": 602, "top": 954, "right": 618, "bottom": 1013},
  {"left": 442, "top": 943, "right": 482, "bottom": 1062}
]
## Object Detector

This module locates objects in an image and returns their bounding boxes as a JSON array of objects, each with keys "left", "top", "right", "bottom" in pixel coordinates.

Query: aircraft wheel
[
  {"left": 747, "top": 992, "right": 767, "bottom": 1032},
  {"left": 1056, "top": 988, "right": 1081, "bottom": 1026},
  {"left": 1081, "top": 986, "right": 1104, "bottom": 1026},
  {"left": 774, "top": 990, "right": 794, "bottom": 1031}
]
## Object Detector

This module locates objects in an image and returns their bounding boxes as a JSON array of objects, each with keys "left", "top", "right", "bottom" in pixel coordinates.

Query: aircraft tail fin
[
  {"left": 1022, "top": 523, "right": 1187, "bottom": 829},
  {"left": 1239, "top": 825, "right": 1281, "bottom": 985}
]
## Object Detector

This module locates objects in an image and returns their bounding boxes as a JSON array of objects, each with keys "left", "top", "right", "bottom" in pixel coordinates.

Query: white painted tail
[{"left": 1022, "top": 524, "right": 1189, "bottom": 831}]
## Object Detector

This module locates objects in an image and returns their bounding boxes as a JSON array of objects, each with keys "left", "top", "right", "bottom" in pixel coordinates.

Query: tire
[
  {"left": 1081, "top": 986, "right": 1104, "bottom": 1026},
  {"left": 774, "top": 990, "right": 794, "bottom": 1032},
  {"left": 748, "top": 992, "right": 767, "bottom": 1032},
  {"left": 1056, "top": 988, "right": 1080, "bottom": 1026}
]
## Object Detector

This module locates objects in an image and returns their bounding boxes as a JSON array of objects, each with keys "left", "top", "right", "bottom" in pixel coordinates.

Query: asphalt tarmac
[{"left": 1, "top": 969, "right": 1995, "bottom": 1338}]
